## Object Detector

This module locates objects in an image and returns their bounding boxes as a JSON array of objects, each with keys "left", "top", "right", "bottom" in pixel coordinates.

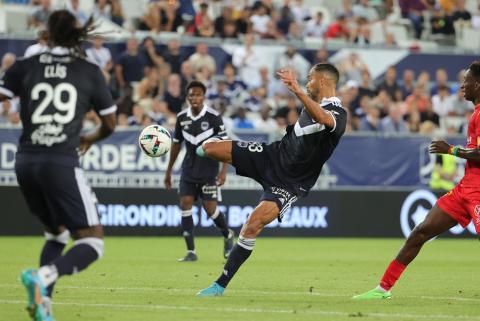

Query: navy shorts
[
  {"left": 15, "top": 161, "right": 100, "bottom": 233},
  {"left": 179, "top": 179, "right": 222, "bottom": 201},
  {"left": 232, "top": 141, "right": 298, "bottom": 222}
]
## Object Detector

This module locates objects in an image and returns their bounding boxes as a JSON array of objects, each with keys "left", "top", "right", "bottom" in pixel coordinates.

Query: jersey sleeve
[
  {"left": 172, "top": 115, "right": 184, "bottom": 143},
  {"left": 0, "top": 60, "right": 24, "bottom": 98},
  {"left": 323, "top": 104, "right": 347, "bottom": 136},
  {"left": 90, "top": 66, "right": 117, "bottom": 116},
  {"left": 213, "top": 115, "right": 228, "bottom": 140}
]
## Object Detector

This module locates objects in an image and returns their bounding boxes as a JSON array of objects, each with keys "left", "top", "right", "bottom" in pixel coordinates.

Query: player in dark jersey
[
  {"left": 195, "top": 63, "right": 347, "bottom": 296},
  {"left": 0, "top": 11, "right": 116, "bottom": 320},
  {"left": 165, "top": 80, "right": 235, "bottom": 262},
  {"left": 353, "top": 61, "right": 480, "bottom": 300}
]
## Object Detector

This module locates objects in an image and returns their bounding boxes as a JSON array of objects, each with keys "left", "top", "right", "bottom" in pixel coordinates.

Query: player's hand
[
  {"left": 216, "top": 171, "right": 227, "bottom": 186},
  {"left": 277, "top": 69, "right": 302, "bottom": 94},
  {"left": 429, "top": 140, "right": 450, "bottom": 154},
  {"left": 79, "top": 136, "right": 93, "bottom": 155},
  {"left": 164, "top": 171, "right": 172, "bottom": 189}
]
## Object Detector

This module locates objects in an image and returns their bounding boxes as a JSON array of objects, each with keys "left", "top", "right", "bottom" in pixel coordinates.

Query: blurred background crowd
[{"left": 1, "top": 0, "right": 480, "bottom": 137}]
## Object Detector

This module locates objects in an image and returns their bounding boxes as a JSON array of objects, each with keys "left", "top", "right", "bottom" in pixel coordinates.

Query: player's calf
[{"left": 197, "top": 139, "right": 233, "bottom": 163}]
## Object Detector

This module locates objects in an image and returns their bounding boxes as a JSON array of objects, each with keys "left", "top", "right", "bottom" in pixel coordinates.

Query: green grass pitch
[{"left": 1, "top": 237, "right": 480, "bottom": 321}]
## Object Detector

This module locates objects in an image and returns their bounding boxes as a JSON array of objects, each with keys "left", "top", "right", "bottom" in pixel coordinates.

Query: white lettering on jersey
[{"left": 44, "top": 64, "right": 67, "bottom": 79}]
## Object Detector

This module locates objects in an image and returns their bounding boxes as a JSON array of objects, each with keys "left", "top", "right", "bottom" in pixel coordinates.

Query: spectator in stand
[
  {"left": 148, "top": 100, "right": 168, "bottom": 125},
  {"left": 351, "top": 17, "right": 372, "bottom": 45},
  {"left": 303, "top": 11, "right": 327, "bottom": 38},
  {"left": 222, "top": 63, "right": 247, "bottom": 101},
  {"left": 139, "top": 3, "right": 161, "bottom": 33},
  {"left": 358, "top": 69, "right": 376, "bottom": 99},
  {"left": 439, "top": 0, "right": 456, "bottom": 14},
  {"left": 162, "top": 38, "right": 182, "bottom": 74},
  {"left": 253, "top": 104, "right": 279, "bottom": 133},
  {"left": 380, "top": 103, "right": 409, "bottom": 133},
  {"left": 215, "top": 6, "right": 233, "bottom": 36},
  {"left": 188, "top": 42, "right": 216, "bottom": 74},
  {"left": 250, "top": 3, "right": 271, "bottom": 37},
  {"left": 162, "top": 73, "right": 184, "bottom": 115},
  {"left": 452, "top": 0, "right": 472, "bottom": 22},
  {"left": 0, "top": 52, "right": 19, "bottom": 126},
  {"left": 406, "top": 108, "right": 421, "bottom": 132},
  {"left": 128, "top": 105, "right": 148, "bottom": 126},
  {"left": 160, "top": 0, "right": 183, "bottom": 32},
  {"left": 221, "top": 20, "right": 239, "bottom": 38},
  {"left": 325, "top": 14, "right": 350, "bottom": 39},
  {"left": 450, "top": 86, "right": 474, "bottom": 116},
  {"left": 405, "top": 83, "right": 431, "bottom": 114},
  {"left": 194, "top": 2, "right": 210, "bottom": 30},
  {"left": 67, "top": 0, "right": 88, "bottom": 25},
  {"left": 243, "top": 87, "right": 263, "bottom": 112},
  {"left": 384, "top": 32, "right": 398, "bottom": 47},
  {"left": 180, "top": 61, "right": 194, "bottom": 95},
  {"left": 0, "top": 53, "right": 16, "bottom": 78},
  {"left": 93, "top": 0, "right": 111, "bottom": 20},
  {"left": 314, "top": 48, "right": 330, "bottom": 63},
  {"left": 29, "top": 0, "right": 52, "bottom": 29},
  {"left": 195, "top": 13, "right": 215, "bottom": 37},
  {"left": 207, "top": 80, "right": 231, "bottom": 111},
  {"left": 86, "top": 35, "right": 113, "bottom": 82},
  {"left": 277, "top": 4, "right": 294, "bottom": 36},
  {"left": 399, "top": 0, "right": 430, "bottom": 39},
  {"left": 110, "top": 0, "right": 124, "bottom": 26},
  {"left": 115, "top": 38, "right": 147, "bottom": 90},
  {"left": 352, "top": 0, "right": 380, "bottom": 21},
  {"left": 339, "top": 52, "right": 368, "bottom": 84},
  {"left": 416, "top": 70, "right": 431, "bottom": 92},
  {"left": 232, "top": 33, "right": 262, "bottom": 89},
  {"left": 400, "top": 69, "right": 416, "bottom": 99},
  {"left": 376, "top": 66, "right": 402, "bottom": 101},
  {"left": 276, "top": 46, "right": 310, "bottom": 84},
  {"left": 432, "top": 85, "right": 454, "bottom": 117},
  {"left": 235, "top": 6, "right": 251, "bottom": 34},
  {"left": 136, "top": 69, "right": 162, "bottom": 113},
  {"left": 359, "top": 104, "right": 381, "bottom": 131},
  {"left": 275, "top": 95, "right": 301, "bottom": 126},
  {"left": 430, "top": 8, "right": 455, "bottom": 35},
  {"left": 431, "top": 68, "right": 450, "bottom": 95},
  {"left": 141, "top": 37, "right": 164, "bottom": 69},
  {"left": 420, "top": 102, "right": 440, "bottom": 127},
  {"left": 291, "top": 0, "right": 311, "bottom": 26},
  {"left": 24, "top": 29, "right": 48, "bottom": 57},
  {"left": 233, "top": 107, "right": 254, "bottom": 129},
  {"left": 286, "top": 21, "right": 302, "bottom": 40}
]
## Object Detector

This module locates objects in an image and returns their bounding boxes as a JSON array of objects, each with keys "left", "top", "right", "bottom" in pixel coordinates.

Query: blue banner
[{"left": 0, "top": 128, "right": 467, "bottom": 188}]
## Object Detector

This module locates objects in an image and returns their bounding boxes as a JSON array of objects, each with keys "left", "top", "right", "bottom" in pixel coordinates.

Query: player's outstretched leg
[
  {"left": 203, "top": 200, "right": 235, "bottom": 258},
  {"left": 197, "top": 140, "right": 233, "bottom": 163},
  {"left": 197, "top": 201, "right": 279, "bottom": 297},
  {"left": 21, "top": 225, "right": 104, "bottom": 320},
  {"left": 352, "top": 205, "right": 457, "bottom": 300},
  {"left": 178, "top": 196, "right": 197, "bottom": 262}
]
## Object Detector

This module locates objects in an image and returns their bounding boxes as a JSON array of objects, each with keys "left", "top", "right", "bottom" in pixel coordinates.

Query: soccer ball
[{"left": 138, "top": 125, "right": 172, "bottom": 157}]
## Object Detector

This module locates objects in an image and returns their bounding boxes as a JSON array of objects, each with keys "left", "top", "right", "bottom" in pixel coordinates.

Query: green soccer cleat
[
  {"left": 352, "top": 287, "right": 392, "bottom": 300},
  {"left": 196, "top": 282, "right": 225, "bottom": 297},
  {"left": 20, "top": 269, "right": 54, "bottom": 321},
  {"left": 224, "top": 229, "right": 235, "bottom": 259}
]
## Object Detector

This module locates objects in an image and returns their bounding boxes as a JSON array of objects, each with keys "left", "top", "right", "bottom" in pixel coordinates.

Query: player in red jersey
[{"left": 353, "top": 60, "right": 480, "bottom": 300}]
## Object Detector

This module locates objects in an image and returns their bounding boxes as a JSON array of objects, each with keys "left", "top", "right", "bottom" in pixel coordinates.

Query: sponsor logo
[
  {"left": 237, "top": 141, "right": 249, "bottom": 148},
  {"left": 400, "top": 189, "right": 476, "bottom": 238},
  {"left": 201, "top": 121, "right": 209, "bottom": 131}
]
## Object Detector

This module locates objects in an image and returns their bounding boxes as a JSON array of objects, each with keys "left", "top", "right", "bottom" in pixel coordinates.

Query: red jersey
[{"left": 462, "top": 104, "right": 480, "bottom": 186}]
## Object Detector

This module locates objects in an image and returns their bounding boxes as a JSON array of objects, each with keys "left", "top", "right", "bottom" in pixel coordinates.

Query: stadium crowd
[{"left": 1, "top": 0, "right": 478, "bottom": 136}]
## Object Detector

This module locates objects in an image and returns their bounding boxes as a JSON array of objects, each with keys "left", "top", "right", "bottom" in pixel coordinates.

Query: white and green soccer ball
[{"left": 138, "top": 125, "right": 172, "bottom": 157}]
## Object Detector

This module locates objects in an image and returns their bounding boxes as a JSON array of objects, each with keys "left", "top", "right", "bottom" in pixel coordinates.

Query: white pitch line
[
  {"left": 1, "top": 299, "right": 480, "bottom": 320},
  {"left": 2, "top": 283, "right": 480, "bottom": 302}
]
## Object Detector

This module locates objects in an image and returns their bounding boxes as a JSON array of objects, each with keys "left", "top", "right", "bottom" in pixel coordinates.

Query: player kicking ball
[
  {"left": 165, "top": 80, "right": 234, "bottom": 262},
  {"left": 195, "top": 64, "right": 347, "bottom": 296},
  {"left": 0, "top": 11, "right": 116, "bottom": 320},
  {"left": 353, "top": 61, "right": 480, "bottom": 300}
]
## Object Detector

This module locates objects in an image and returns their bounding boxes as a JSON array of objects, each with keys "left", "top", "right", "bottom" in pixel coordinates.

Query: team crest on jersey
[{"left": 201, "top": 121, "right": 209, "bottom": 130}]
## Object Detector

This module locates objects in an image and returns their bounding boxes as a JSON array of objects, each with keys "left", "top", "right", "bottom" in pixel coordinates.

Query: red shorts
[{"left": 437, "top": 182, "right": 480, "bottom": 233}]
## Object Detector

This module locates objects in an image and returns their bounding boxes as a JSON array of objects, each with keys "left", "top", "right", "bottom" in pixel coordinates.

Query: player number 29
[{"left": 31, "top": 82, "right": 77, "bottom": 124}]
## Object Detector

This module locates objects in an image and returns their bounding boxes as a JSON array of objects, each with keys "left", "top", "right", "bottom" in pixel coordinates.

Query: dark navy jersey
[
  {"left": 0, "top": 47, "right": 116, "bottom": 166},
  {"left": 173, "top": 105, "right": 228, "bottom": 182},
  {"left": 269, "top": 96, "right": 347, "bottom": 194}
]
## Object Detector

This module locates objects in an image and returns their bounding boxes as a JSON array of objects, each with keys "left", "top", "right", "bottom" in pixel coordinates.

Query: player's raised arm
[{"left": 277, "top": 67, "right": 338, "bottom": 129}]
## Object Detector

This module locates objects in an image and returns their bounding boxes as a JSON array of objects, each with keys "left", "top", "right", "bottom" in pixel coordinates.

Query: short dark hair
[
  {"left": 312, "top": 63, "right": 340, "bottom": 85},
  {"left": 469, "top": 60, "right": 480, "bottom": 78},
  {"left": 47, "top": 10, "right": 94, "bottom": 56},
  {"left": 186, "top": 80, "right": 207, "bottom": 94}
]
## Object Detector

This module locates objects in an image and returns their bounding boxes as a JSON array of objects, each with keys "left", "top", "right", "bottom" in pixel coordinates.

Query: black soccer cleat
[
  {"left": 178, "top": 251, "right": 198, "bottom": 262},
  {"left": 224, "top": 229, "right": 235, "bottom": 258}
]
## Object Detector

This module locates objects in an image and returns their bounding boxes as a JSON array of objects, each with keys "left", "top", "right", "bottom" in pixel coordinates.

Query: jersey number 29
[{"left": 31, "top": 82, "right": 77, "bottom": 124}]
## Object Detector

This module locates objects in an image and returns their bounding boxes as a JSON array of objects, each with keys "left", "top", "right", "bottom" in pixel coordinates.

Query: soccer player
[
  {"left": 195, "top": 64, "right": 347, "bottom": 296},
  {"left": 353, "top": 61, "right": 480, "bottom": 300},
  {"left": 164, "top": 80, "right": 235, "bottom": 262},
  {"left": 0, "top": 10, "right": 116, "bottom": 320}
]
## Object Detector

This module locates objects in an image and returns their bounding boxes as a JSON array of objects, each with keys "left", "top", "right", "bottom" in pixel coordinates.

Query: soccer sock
[
  {"left": 181, "top": 210, "right": 195, "bottom": 252},
  {"left": 40, "top": 231, "right": 69, "bottom": 297},
  {"left": 38, "top": 238, "right": 103, "bottom": 288},
  {"left": 216, "top": 236, "right": 255, "bottom": 288},
  {"left": 210, "top": 208, "right": 229, "bottom": 238},
  {"left": 379, "top": 259, "right": 407, "bottom": 291}
]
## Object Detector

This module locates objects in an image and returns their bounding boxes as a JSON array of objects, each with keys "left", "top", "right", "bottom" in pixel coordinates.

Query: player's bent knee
[
  {"left": 408, "top": 224, "right": 431, "bottom": 244},
  {"left": 74, "top": 237, "right": 105, "bottom": 259},
  {"left": 44, "top": 230, "right": 70, "bottom": 245}
]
